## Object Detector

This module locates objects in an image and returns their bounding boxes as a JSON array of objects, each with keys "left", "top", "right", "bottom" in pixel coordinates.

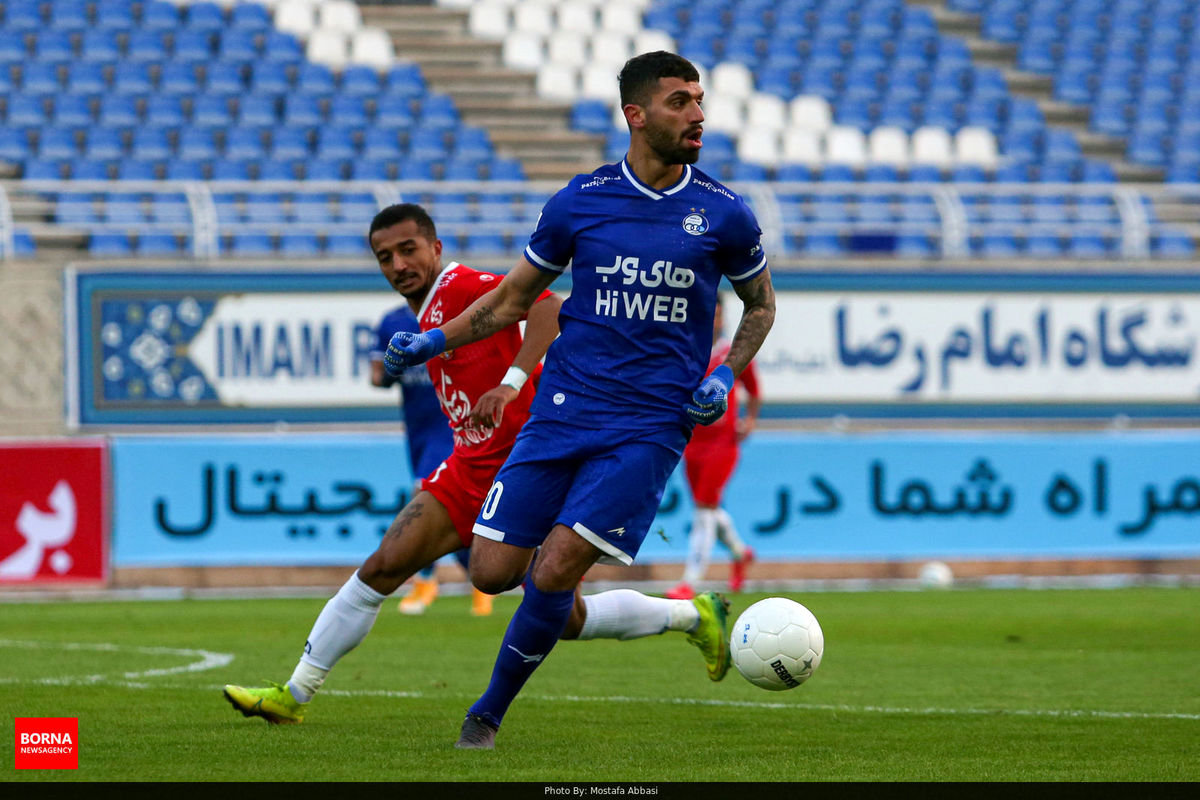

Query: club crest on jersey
[{"left": 682, "top": 213, "right": 708, "bottom": 236}]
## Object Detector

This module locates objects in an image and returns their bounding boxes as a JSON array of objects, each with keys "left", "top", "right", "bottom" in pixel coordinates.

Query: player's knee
[{"left": 469, "top": 565, "right": 523, "bottom": 595}]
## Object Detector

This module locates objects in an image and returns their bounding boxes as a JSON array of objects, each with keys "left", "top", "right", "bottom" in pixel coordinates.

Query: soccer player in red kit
[
  {"left": 222, "top": 203, "right": 561, "bottom": 722},
  {"left": 668, "top": 294, "right": 761, "bottom": 599},
  {"left": 224, "top": 204, "right": 732, "bottom": 725}
]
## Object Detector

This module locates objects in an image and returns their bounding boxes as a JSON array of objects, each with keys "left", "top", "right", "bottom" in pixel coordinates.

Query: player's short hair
[
  {"left": 618, "top": 51, "right": 700, "bottom": 108},
  {"left": 369, "top": 203, "right": 438, "bottom": 242}
]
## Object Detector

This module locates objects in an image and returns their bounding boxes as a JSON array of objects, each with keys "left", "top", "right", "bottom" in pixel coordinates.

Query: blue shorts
[{"left": 471, "top": 416, "right": 688, "bottom": 565}]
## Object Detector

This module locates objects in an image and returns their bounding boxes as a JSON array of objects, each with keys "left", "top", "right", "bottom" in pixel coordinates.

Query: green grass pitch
[{"left": 2, "top": 587, "right": 1198, "bottom": 781}]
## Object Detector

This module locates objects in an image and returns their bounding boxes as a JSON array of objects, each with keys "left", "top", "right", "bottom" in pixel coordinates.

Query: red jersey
[
  {"left": 417, "top": 262, "right": 546, "bottom": 461},
  {"left": 687, "top": 339, "right": 759, "bottom": 449}
]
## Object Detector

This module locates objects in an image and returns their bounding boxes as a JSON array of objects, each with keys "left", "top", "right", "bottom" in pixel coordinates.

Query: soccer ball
[
  {"left": 729, "top": 597, "right": 823, "bottom": 691},
  {"left": 918, "top": 560, "right": 954, "bottom": 589}
]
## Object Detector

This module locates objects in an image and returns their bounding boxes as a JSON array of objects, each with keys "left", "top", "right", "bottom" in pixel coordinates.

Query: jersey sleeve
[
  {"left": 720, "top": 198, "right": 768, "bottom": 284},
  {"left": 523, "top": 184, "right": 575, "bottom": 274}
]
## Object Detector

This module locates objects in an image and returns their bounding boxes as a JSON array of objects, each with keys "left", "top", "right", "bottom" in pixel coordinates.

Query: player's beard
[{"left": 645, "top": 122, "right": 701, "bottom": 166}]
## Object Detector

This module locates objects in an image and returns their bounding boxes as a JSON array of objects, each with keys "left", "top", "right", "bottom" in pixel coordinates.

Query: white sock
[
  {"left": 288, "top": 571, "right": 386, "bottom": 701},
  {"left": 682, "top": 508, "right": 717, "bottom": 585},
  {"left": 714, "top": 507, "right": 748, "bottom": 559},
  {"left": 576, "top": 590, "right": 700, "bottom": 640}
]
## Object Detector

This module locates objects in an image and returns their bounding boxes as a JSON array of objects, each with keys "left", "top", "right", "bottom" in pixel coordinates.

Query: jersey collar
[
  {"left": 417, "top": 262, "right": 457, "bottom": 321},
  {"left": 620, "top": 158, "right": 692, "bottom": 200}
]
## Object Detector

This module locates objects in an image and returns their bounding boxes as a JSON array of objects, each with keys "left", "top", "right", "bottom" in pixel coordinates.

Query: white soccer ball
[
  {"left": 729, "top": 597, "right": 823, "bottom": 691},
  {"left": 918, "top": 560, "right": 954, "bottom": 589}
]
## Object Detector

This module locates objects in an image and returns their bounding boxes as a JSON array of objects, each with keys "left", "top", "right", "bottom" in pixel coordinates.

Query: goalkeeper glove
[
  {"left": 684, "top": 365, "right": 734, "bottom": 425},
  {"left": 384, "top": 329, "right": 446, "bottom": 376}
]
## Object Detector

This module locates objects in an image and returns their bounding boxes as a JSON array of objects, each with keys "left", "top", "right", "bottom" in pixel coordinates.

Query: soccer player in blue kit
[{"left": 384, "top": 51, "right": 777, "bottom": 749}]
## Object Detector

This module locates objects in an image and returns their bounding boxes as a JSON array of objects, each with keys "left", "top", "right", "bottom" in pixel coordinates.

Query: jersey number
[{"left": 480, "top": 481, "right": 504, "bottom": 520}]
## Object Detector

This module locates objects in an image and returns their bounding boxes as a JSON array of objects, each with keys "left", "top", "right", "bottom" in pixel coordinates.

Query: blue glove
[
  {"left": 684, "top": 365, "right": 734, "bottom": 425},
  {"left": 384, "top": 328, "right": 446, "bottom": 376}
]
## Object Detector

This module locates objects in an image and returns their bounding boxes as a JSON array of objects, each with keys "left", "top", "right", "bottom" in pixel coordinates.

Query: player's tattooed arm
[
  {"left": 440, "top": 257, "right": 558, "bottom": 350},
  {"left": 723, "top": 269, "right": 776, "bottom": 377}
]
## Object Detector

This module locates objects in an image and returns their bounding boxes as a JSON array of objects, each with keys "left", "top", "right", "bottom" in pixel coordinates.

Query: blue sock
[
  {"left": 452, "top": 547, "right": 471, "bottom": 573},
  {"left": 469, "top": 580, "right": 575, "bottom": 727}
]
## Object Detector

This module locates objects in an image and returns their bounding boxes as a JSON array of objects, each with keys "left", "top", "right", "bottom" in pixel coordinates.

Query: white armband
[{"left": 501, "top": 366, "right": 528, "bottom": 392}]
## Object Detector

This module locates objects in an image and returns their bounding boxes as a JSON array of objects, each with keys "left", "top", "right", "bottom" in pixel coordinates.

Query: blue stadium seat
[
  {"left": 316, "top": 125, "right": 358, "bottom": 160},
  {"left": 1068, "top": 234, "right": 1110, "bottom": 258},
  {"left": 338, "top": 192, "right": 378, "bottom": 222},
  {"left": 165, "top": 159, "right": 205, "bottom": 180},
  {"left": 244, "top": 194, "right": 286, "bottom": 223},
  {"left": 362, "top": 128, "right": 402, "bottom": 159},
  {"left": 137, "top": 233, "right": 183, "bottom": 256},
  {"left": 178, "top": 127, "right": 219, "bottom": 160},
  {"left": 34, "top": 30, "right": 74, "bottom": 64},
  {"left": 279, "top": 232, "right": 321, "bottom": 257},
  {"left": 3, "top": 2, "right": 43, "bottom": 32},
  {"left": 291, "top": 192, "right": 333, "bottom": 223},
  {"left": 228, "top": 233, "right": 275, "bottom": 257},
  {"left": 127, "top": 30, "right": 169, "bottom": 63},
  {"left": 7, "top": 94, "right": 49, "bottom": 128},
  {"left": 81, "top": 30, "right": 120, "bottom": 62},
  {"left": 225, "top": 127, "right": 266, "bottom": 160},
  {"left": 419, "top": 93, "right": 460, "bottom": 128},
  {"left": 84, "top": 126, "right": 125, "bottom": 160},
  {"left": 160, "top": 61, "right": 201, "bottom": 95},
  {"left": 112, "top": 63, "right": 153, "bottom": 95},
  {"left": 296, "top": 63, "right": 337, "bottom": 94},
  {"left": 330, "top": 95, "right": 369, "bottom": 126},
  {"left": 39, "top": 128, "right": 79, "bottom": 160},
  {"left": 98, "top": 95, "right": 139, "bottom": 127},
  {"left": 212, "top": 159, "right": 251, "bottom": 181},
  {"left": 1025, "top": 235, "right": 1063, "bottom": 257},
  {"left": 205, "top": 62, "right": 245, "bottom": 95},
  {"left": 1153, "top": 229, "right": 1196, "bottom": 257},
  {"left": 21, "top": 63, "right": 62, "bottom": 94},
  {"left": 219, "top": 30, "right": 260, "bottom": 62},
  {"left": 131, "top": 127, "right": 172, "bottom": 160},
  {"left": 23, "top": 159, "right": 66, "bottom": 180},
  {"left": 174, "top": 30, "right": 214, "bottom": 62},
  {"left": 442, "top": 158, "right": 483, "bottom": 181},
  {"left": 341, "top": 66, "right": 382, "bottom": 96},
  {"left": 187, "top": 2, "right": 228, "bottom": 33},
  {"left": 231, "top": 3, "right": 272, "bottom": 31},
  {"left": 52, "top": 93, "right": 94, "bottom": 127},
  {"left": 67, "top": 62, "right": 109, "bottom": 94},
  {"left": 90, "top": 233, "right": 134, "bottom": 256},
  {"left": 141, "top": 1, "right": 181, "bottom": 31},
  {"left": 57, "top": 192, "right": 98, "bottom": 224},
  {"left": 118, "top": 159, "right": 159, "bottom": 180},
  {"left": 145, "top": 95, "right": 186, "bottom": 127},
  {"left": 489, "top": 158, "right": 525, "bottom": 181},
  {"left": 192, "top": 94, "right": 233, "bottom": 127},
  {"left": 0, "top": 130, "right": 31, "bottom": 163},
  {"left": 325, "top": 234, "right": 367, "bottom": 256},
  {"left": 152, "top": 192, "right": 191, "bottom": 222},
  {"left": 284, "top": 94, "right": 324, "bottom": 126},
  {"left": 263, "top": 31, "right": 303, "bottom": 66},
  {"left": 454, "top": 127, "right": 493, "bottom": 161},
  {"left": 250, "top": 63, "right": 291, "bottom": 95},
  {"left": 303, "top": 158, "right": 345, "bottom": 180},
  {"left": 258, "top": 160, "right": 297, "bottom": 181},
  {"left": 95, "top": 0, "right": 135, "bottom": 31},
  {"left": 106, "top": 192, "right": 147, "bottom": 224},
  {"left": 350, "top": 159, "right": 393, "bottom": 180},
  {"left": 409, "top": 127, "right": 449, "bottom": 160},
  {"left": 385, "top": 63, "right": 427, "bottom": 98},
  {"left": 977, "top": 234, "right": 1020, "bottom": 258}
]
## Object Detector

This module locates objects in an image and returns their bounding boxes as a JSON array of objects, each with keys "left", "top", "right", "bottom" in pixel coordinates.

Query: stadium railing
[{"left": 0, "top": 179, "right": 1195, "bottom": 261}]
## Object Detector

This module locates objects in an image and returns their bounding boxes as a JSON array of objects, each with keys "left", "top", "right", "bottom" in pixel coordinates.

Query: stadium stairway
[
  {"left": 909, "top": 0, "right": 1165, "bottom": 183},
  {"left": 358, "top": 2, "right": 604, "bottom": 181}
]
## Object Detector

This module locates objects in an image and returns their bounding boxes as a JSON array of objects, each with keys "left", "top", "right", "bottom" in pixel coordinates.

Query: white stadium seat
[
  {"left": 467, "top": 2, "right": 511, "bottom": 41},
  {"left": 745, "top": 93, "right": 787, "bottom": 132},
  {"left": 911, "top": 126, "right": 954, "bottom": 167},
  {"left": 781, "top": 129, "right": 822, "bottom": 165},
  {"left": 274, "top": 0, "right": 318, "bottom": 37},
  {"left": 546, "top": 31, "right": 590, "bottom": 68},
  {"left": 789, "top": 94, "right": 833, "bottom": 133},
  {"left": 536, "top": 62, "right": 580, "bottom": 101},
  {"left": 580, "top": 62, "right": 621, "bottom": 101},
  {"left": 710, "top": 61, "right": 755, "bottom": 99},
  {"left": 306, "top": 29, "right": 348, "bottom": 69},
  {"left": 737, "top": 129, "right": 781, "bottom": 167},
  {"left": 825, "top": 125, "right": 868, "bottom": 167},
  {"left": 502, "top": 30, "right": 546, "bottom": 71},
  {"left": 349, "top": 28, "right": 393, "bottom": 69},
  {"left": 633, "top": 29, "right": 675, "bottom": 57},
  {"left": 318, "top": 0, "right": 362, "bottom": 35},
  {"left": 590, "top": 30, "right": 633, "bottom": 67},
  {"left": 700, "top": 94, "right": 744, "bottom": 136},
  {"left": 601, "top": 1, "right": 644, "bottom": 34},
  {"left": 557, "top": 0, "right": 598, "bottom": 35},
  {"left": 867, "top": 125, "right": 910, "bottom": 167},
  {"left": 955, "top": 126, "right": 1000, "bottom": 169},
  {"left": 513, "top": 2, "right": 555, "bottom": 35}
]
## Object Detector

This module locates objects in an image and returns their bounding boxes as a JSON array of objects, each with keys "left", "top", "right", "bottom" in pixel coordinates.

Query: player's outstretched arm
[
  {"left": 470, "top": 289, "right": 562, "bottom": 428},
  {"left": 722, "top": 269, "right": 776, "bottom": 378},
  {"left": 384, "top": 258, "right": 558, "bottom": 375}
]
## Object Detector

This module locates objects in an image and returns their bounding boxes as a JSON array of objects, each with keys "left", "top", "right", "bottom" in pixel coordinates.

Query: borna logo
[{"left": 682, "top": 213, "right": 708, "bottom": 235}]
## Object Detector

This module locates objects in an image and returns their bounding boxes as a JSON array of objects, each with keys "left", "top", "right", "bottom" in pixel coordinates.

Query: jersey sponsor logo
[
  {"left": 593, "top": 256, "right": 695, "bottom": 324},
  {"left": 682, "top": 213, "right": 709, "bottom": 236},
  {"left": 435, "top": 371, "right": 495, "bottom": 447},
  {"left": 596, "top": 256, "right": 695, "bottom": 289}
]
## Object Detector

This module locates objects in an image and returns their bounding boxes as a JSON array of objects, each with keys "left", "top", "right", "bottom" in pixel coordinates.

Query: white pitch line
[{"left": 0, "top": 638, "right": 234, "bottom": 685}]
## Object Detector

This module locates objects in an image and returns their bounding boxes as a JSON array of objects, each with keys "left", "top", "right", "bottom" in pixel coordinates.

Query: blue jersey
[
  {"left": 523, "top": 159, "right": 767, "bottom": 430},
  {"left": 373, "top": 306, "right": 453, "bottom": 477}
]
